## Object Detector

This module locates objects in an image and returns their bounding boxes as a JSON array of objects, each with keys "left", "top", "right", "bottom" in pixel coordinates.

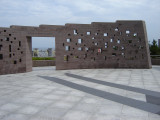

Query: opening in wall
[
  {"left": 78, "top": 39, "right": 82, "bottom": 44},
  {"left": 87, "top": 32, "right": 91, "bottom": 35},
  {"left": 126, "top": 30, "right": 130, "bottom": 34},
  {"left": 66, "top": 39, "right": 71, "bottom": 42},
  {"left": 104, "top": 33, "right": 108, "bottom": 36},
  {"left": 65, "top": 46, "right": 70, "bottom": 51},
  {"left": 9, "top": 45, "right": 11, "bottom": 52},
  {"left": 0, "top": 54, "right": 3, "bottom": 60},
  {"left": 32, "top": 37, "right": 56, "bottom": 68},
  {"left": 115, "top": 27, "right": 119, "bottom": 31},
  {"left": 0, "top": 45, "right": 2, "bottom": 51},
  {"left": 32, "top": 37, "right": 55, "bottom": 57},
  {"left": 74, "top": 30, "right": 78, "bottom": 35},
  {"left": 19, "top": 41, "right": 21, "bottom": 47}
]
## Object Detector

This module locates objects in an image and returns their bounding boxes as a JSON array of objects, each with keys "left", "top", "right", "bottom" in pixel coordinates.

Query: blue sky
[{"left": 0, "top": 0, "right": 160, "bottom": 48}]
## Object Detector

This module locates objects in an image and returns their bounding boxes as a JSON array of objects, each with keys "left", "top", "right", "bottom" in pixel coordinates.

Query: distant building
[
  {"left": 38, "top": 50, "right": 48, "bottom": 57},
  {"left": 32, "top": 48, "right": 55, "bottom": 57},
  {"left": 47, "top": 48, "right": 52, "bottom": 57},
  {"left": 52, "top": 50, "right": 55, "bottom": 57},
  {"left": 33, "top": 48, "right": 39, "bottom": 57}
]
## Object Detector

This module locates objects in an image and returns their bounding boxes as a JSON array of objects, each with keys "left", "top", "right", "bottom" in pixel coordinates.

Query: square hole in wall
[
  {"left": 65, "top": 46, "right": 70, "bottom": 51},
  {"left": 110, "top": 39, "right": 113, "bottom": 42},
  {"left": 87, "top": 32, "right": 91, "bottom": 35},
  {"left": 0, "top": 45, "right": 2, "bottom": 51},
  {"left": 117, "top": 39, "right": 120, "bottom": 44},
  {"left": 9, "top": 45, "right": 11, "bottom": 52},
  {"left": 121, "top": 46, "right": 125, "bottom": 50},
  {"left": 0, "top": 54, "right": 3, "bottom": 60},
  {"left": 19, "top": 41, "right": 21, "bottom": 47},
  {"left": 98, "top": 49, "right": 102, "bottom": 53},
  {"left": 104, "top": 33, "right": 108, "bottom": 36},
  {"left": 105, "top": 45, "right": 108, "bottom": 48},
  {"left": 133, "top": 33, "right": 137, "bottom": 37},
  {"left": 85, "top": 47, "right": 89, "bottom": 51},
  {"left": 78, "top": 39, "right": 82, "bottom": 44},
  {"left": 74, "top": 30, "right": 78, "bottom": 35},
  {"left": 113, "top": 46, "right": 118, "bottom": 50},
  {"left": 128, "top": 40, "right": 132, "bottom": 43},
  {"left": 95, "top": 33, "right": 98, "bottom": 35},
  {"left": 14, "top": 60, "right": 17, "bottom": 64},
  {"left": 126, "top": 30, "right": 130, "bottom": 34},
  {"left": 120, "top": 32, "right": 122, "bottom": 35},
  {"left": 95, "top": 43, "right": 98, "bottom": 46},
  {"left": 78, "top": 47, "right": 82, "bottom": 51},
  {"left": 112, "top": 53, "right": 116, "bottom": 56},
  {"left": 115, "top": 27, "right": 119, "bottom": 31},
  {"left": 5, "top": 37, "right": 9, "bottom": 41},
  {"left": 64, "top": 55, "right": 68, "bottom": 61},
  {"left": 67, "top": 39, "right": 71, "bottom": 42},
  {"left": 139, "top": 46, "right": 144, "bottom": 49},
  {"left": 92, "top": 37, "right": 95, "bottom": 40}
]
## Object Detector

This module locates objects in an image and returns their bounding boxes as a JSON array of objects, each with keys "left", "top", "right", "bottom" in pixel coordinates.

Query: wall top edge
[{"left": 0, "top": 20, "right": 146, "bottom": 29}]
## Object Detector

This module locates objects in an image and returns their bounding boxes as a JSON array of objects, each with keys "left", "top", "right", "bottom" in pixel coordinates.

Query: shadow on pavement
[
  {"left": 65, "top": 73, "right": 160, "bottom": 97},
  {"left": 39, "top": 75, "right": 160, "bottom": 115}
]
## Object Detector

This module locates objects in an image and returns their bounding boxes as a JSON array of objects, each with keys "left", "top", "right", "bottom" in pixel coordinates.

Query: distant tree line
[{"left": 149, "top": 39, "right": 160, "bottom": 55}]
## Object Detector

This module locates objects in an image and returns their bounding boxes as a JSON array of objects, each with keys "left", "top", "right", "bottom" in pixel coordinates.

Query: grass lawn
[{"left": 32, "top": 57, "right": 55, "bottom": 60}]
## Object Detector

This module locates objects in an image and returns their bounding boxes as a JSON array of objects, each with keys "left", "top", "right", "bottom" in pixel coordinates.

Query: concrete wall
[
  {"left": 0, "top": 21, "right": 152, "bottom": 75},
  {"left": 151, "top": 59, "right": 160, "bottom": 65},
  {"left": 56, "top": 21, "right": 151, "bottom": 69},
  {"left": 32, "top": 60, "right": 55, "bottom": 67}
]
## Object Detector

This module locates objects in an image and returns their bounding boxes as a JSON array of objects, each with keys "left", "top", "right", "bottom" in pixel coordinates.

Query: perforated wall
[{"left": 0, "top": 21, "right": 151, "bottom": 75}]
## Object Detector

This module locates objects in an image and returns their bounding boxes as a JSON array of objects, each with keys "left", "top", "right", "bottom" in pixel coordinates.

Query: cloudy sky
[{"left": 0, "top": 0, "right": 160, "bottom": 48}]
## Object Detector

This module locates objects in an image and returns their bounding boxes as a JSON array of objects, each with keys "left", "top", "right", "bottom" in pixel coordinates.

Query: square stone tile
[
  {"left": 17, "top": 106, "right": 40, "bottom": 115},
  {"left": 62, "top": 110, "right": 92, "bottom": 120},
  {"left": 89, "top": 114, "right": 121, "bottom": 120},
  {"left": 81, "top": 97, "right": 100, "bottom": 104},
  {"left": 2, "top": 113, "right": 29, "bottom": 120},
  {"left": 148, "top": 113, "right": 160, "bottom": 120},
  {"left": 97, "top": 104, "right": 123, "bottom": 115},
  {"left": 73, "top": 103, "right": 98, "bottom": 113},
  {"left": 122, "top": 105, "right": 149, "bottom": 117},
  {"left": 0, "top": 110, "right": 9, "bottom": 119},
  {"left": 0, "top": 100, "right": 8, "bottom": 106},
  {"left": 121, "top": 115, "right": 147, "bottom": 120},
  {"left": 30, "top": 107, "right": 68, "bottom": 120},
  {"left": 69, "top": 91, "right": 86, "bottom": 97},
  {"left": 51, "top": 101, "right": 75, "bottom": 109},
  {"left": 0, "top": 103, "right": 21, "bottom": 112},
  {"left": 35, "top": 88, "right": 52, "bottom": 94},
  {"left": 63, "top": 95, "right": 82, "bottom": 102},
  {"left": 43, "top": 94, "right": 63, "bottom": 100},
  {"left": 13, "top": 97, "right": 36, "bottom": 104},
  {"left": 30, "top": 99, "right": 54, "bottom": 107}
]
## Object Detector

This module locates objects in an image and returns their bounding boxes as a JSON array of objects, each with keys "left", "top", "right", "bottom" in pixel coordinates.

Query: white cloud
[{"left": 0, "top": 0, "right": 160, "bottom": 42}]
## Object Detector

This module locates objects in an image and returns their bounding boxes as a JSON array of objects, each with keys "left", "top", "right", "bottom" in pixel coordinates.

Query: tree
[{"left": 149, "top": 39, "right": 160, "bottom": 55}]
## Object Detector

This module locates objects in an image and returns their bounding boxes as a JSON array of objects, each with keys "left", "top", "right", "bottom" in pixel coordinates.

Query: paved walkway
[{"left": 0, "top": 66, "right": 160, "bottom": 120}]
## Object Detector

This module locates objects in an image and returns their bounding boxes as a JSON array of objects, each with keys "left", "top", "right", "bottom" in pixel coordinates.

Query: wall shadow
[
  {"left": 65, "top": 73, "right": 160, "bottom": 98},
  {"left": 38, "top": 75, "right": 160, "bottom": 115}
]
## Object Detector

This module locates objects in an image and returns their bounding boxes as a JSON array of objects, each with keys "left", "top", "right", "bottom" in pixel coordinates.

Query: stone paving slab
[{"left": 0, "top": 66, "right": 160, "bottom": 120}]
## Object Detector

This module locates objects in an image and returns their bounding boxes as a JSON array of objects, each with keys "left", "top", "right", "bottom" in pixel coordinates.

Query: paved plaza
[{"left": 0, "top": 66, "right": 160, "bottom": 120}]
